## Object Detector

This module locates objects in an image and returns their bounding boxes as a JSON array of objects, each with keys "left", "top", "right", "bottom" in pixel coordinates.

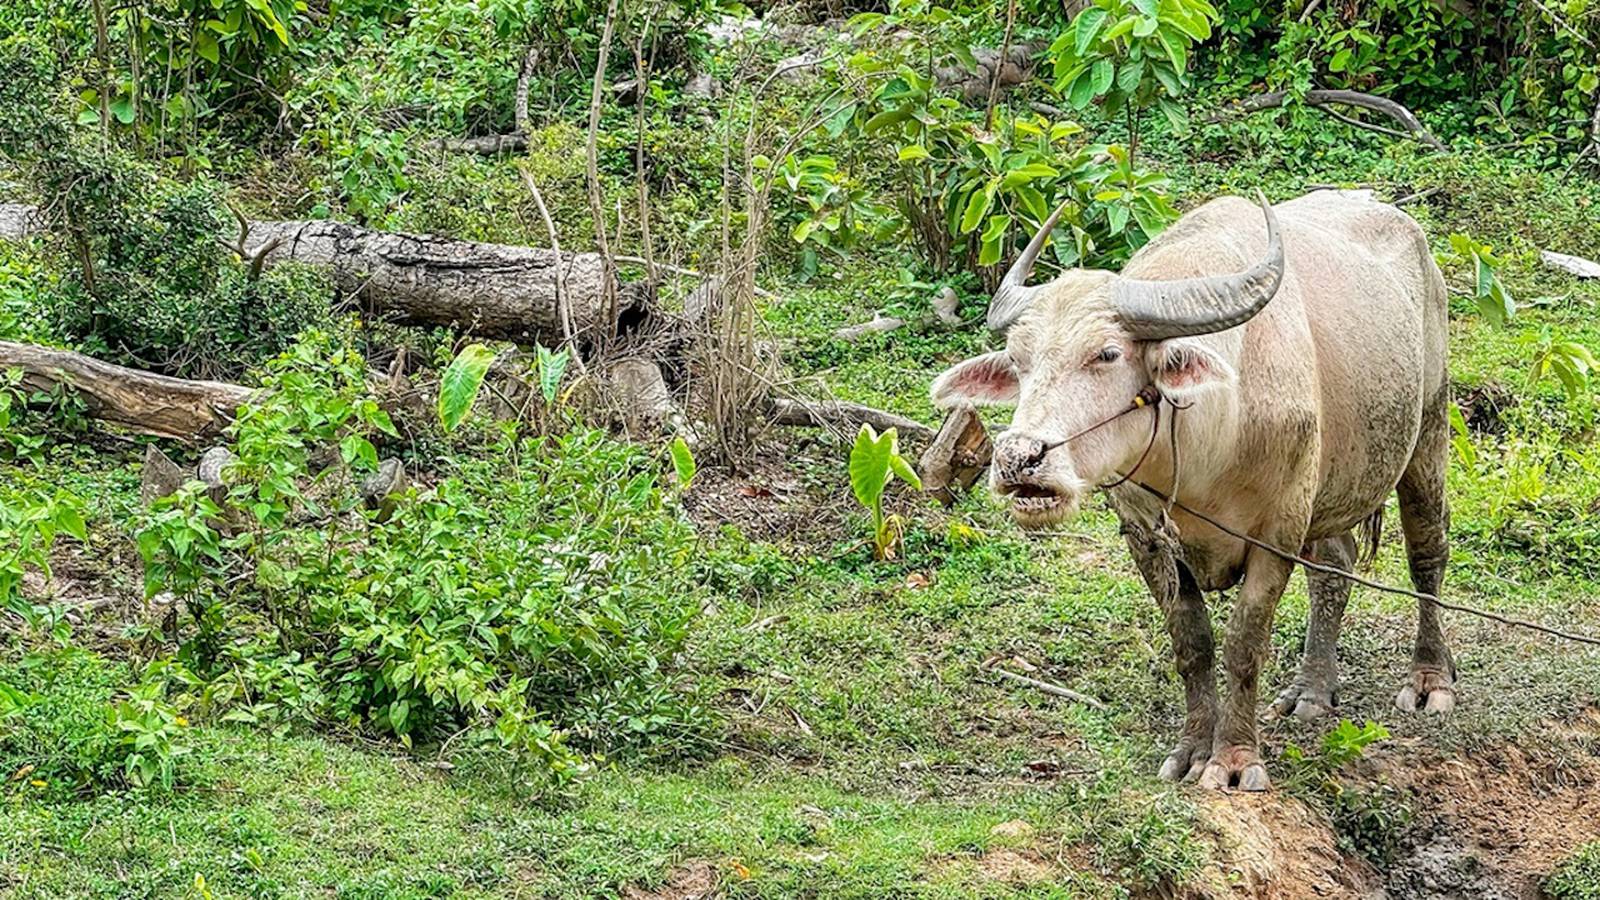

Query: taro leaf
[
  {"left": 669, "top": 436, "right": 697, "bottom": 489},
  {"left": 888, "top": 451, "right": 922, "bottom": 491},
  {"left": 849, "top": 424, "right": 893, "bottom": 509},
  {"left": 537, "top": 344, "right": 570, "bottom": 404},
  {"left": 438, "top": 343, "right": 496, "bottom": 432}
]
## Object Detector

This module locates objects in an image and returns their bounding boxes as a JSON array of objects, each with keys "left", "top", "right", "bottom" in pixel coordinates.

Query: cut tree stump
[
  {"left": 918, "top": 406, "right": 993, "bottom": 505},
  {"left": 1, "top": 340, "right": 254, "bottom": 441},
  {"left": 140, "top": 445, "right": 187, "bottom": 505}
]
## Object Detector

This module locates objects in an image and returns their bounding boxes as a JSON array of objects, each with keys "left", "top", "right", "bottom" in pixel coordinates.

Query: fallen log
[
  {"left": 0, "top": 206, "right": 642, "bottom": 345},
  {"left": 1207, "top": 89, "right": 1447, "bottom": 152},
  {"left": 770, "top": 397, "right": 934, "bottom": 441},
  {"left": 242, "top": 220, "right": 636, "bottom": 343},
  {"left": 0, "top": 340, "right": 253, "bottom": 441}
]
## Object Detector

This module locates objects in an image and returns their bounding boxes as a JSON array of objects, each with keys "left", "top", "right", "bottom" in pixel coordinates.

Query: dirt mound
[
  {"left": 1183, "top": 793, "right": 1381, "bottom": 899},
  {"left": 622, "top": 860, "right": 718, "bottom": 900},
  {"left": 1177, "top": 722, "right": 1600, "bottom": 900}
]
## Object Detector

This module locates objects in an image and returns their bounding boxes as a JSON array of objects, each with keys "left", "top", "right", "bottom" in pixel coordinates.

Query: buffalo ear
[
  {"left": 1148, "top": 339, "right": 1236, "bottom": 404},
  {"left": 931, "top": 351, "right": 1020, "bottom": 409}
]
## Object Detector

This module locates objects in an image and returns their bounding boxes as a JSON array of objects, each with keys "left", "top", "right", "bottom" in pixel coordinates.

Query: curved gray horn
[
  {"left": 986, "top": 200, "right": 1072, "bottom": 332},
  {"left": 1111, "top": 190, "right": 1284, "bottom": 341}
]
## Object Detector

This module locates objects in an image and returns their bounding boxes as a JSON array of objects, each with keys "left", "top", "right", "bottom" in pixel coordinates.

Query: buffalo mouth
[{"left": 998, "top": 482, "right": 1072, "bottom": 523}]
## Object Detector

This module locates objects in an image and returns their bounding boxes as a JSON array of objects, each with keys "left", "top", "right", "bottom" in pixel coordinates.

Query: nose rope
[
  {"left": 1027, "top": 384, "right": 1166, "bottom": 492},
  {"left": 1037, "top": 384, "right": 1163, "bottom": 455}
]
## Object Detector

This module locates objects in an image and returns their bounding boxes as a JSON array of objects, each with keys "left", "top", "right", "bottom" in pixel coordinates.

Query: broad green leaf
[
  {"left": 864, "top": 106, "right": 913, "bottom": 134},
  {"left": 897, "top": 144, "right": 931, "bottom": 162},
  {"left": 438, "top": 343, "right": 496, "bottom": 432},
  {"left": 668, "top": 436, "right": 697, "bottom": 489},
  {"left": 1157, "top": 96, "right": 1189, "bottom": 132},
  {"left": 1067, "top": 69, "right": 1098, "bottom": 108},
  {"left": 1090, "top": 59, "right": 1115, "bottom": 95},
  {"left": 959, "top": 180, "right": 997, "bottom": 234},
  {"left": 888, "top": 453, "right": 922, "bottom": 491},
  {"left": 109, "top": 96, "right": 135, "bottom": 124},
  {"left": 849, "top": 425, "right": 893, "bottom": 509},
  {"left": 1074, "top": 7, "right": 1109, "bottom": 55},
  {"left": 195, "top": 30, "right": 220, "bottom": 65}
]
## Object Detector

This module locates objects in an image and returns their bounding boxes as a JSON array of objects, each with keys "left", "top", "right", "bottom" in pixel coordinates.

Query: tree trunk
[
  {"left": 0, "top": 340, "right": 254, "bottom": 441},
  {"left": 0, "top": 203, "right": 42, "bottom": 239},
  {"left": 515, "top": 45, "right": 538, "bottom": 135},
  {"left": 239, "top": 220, "right": 636, "bottom": 343}
]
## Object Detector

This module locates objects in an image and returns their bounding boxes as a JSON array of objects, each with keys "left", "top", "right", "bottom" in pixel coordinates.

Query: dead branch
[
  {"left": 992, "top": 667, "right": 1107, "bottom": 710},
  {"left": 586, "top": 0, "right": 622, "bottom": 342},
  {"left": 1207, "top": 89, "right": 1447, "bottom": 152},
  {"left": 1540, "top": 249, "right": 1600, "bottom": 280},
  {"left": 769, "top": 397, "right": 934, "bottom": 441},
  {"left": 0, "top": 340, "right": 254, "bottom": 441}
]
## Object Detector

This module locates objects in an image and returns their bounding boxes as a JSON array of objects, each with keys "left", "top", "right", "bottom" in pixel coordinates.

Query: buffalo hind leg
[
  {"left": 1201, "top": 548, "right": 1297, "bottom": 792},
  {"left": 1270, "top": 531, "right": 1358, "bottom": 720},
  {"left": 1395, "top": 419, "right": 1456, "bottom": 713}
]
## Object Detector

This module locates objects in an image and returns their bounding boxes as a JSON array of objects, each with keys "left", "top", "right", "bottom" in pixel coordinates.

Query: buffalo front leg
[
  {"left": 1200, "top": 549, "right": 1296, "bottom": 792},
  {"left": 1270, "top": 531, "right": 1357, "bottom": 720},
  {"left": 1123, "top": 522, "right": 1216, "bottom": 782}
]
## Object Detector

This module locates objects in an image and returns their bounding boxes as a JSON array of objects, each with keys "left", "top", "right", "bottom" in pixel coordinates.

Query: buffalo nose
[{"left": 994, "top": 435, "right": 1048, "bottom": 482}]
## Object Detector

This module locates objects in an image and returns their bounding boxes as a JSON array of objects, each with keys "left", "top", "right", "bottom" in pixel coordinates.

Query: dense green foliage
[{"left": 131, "top": 333, "right": 726, "bottom": 780}]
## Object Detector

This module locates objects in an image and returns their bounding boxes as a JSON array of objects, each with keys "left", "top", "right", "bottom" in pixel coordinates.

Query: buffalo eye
[{"left": 1092, "top": 346, "right": 1122, "bottom": 365}]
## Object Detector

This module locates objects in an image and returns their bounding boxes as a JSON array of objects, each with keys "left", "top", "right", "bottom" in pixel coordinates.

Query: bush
[
  {"left": 136, "top": 333, "right": 723, "bottom": 782},
  {"left": 0, "top": 648, "right": 192, "bottom": 796},
  {"left": 1549, "top": 841, "right": 1600, "bottom": 900}
]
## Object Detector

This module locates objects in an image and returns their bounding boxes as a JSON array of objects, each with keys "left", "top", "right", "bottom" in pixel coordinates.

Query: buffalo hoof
[
  {"left": 1197, "top": 745, "right": 1271, "bottom": 792},
  {"left": 1396, "top": 667, "right": 1456, "bottom": 714},
  {"left": 1268, "top": 682, "right": 1337, "bottom": 721},
  {"left": 1157, "top": 738, "right": 1210, "bottom": 783}
]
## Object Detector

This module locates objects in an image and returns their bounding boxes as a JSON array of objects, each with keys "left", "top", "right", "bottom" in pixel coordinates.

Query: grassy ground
[{"left": 4, "top": 142, "right": 1600, "bottom": 897}]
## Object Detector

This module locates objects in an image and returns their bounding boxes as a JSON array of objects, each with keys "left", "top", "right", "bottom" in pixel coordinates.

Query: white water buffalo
[{"left": 932, "top": 192, "right": 1453, "bottom": 790}]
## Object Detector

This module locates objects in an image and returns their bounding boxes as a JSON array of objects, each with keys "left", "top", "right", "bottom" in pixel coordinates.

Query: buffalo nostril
[{"left": 995, "top": 437, "right": 1048, "bottom": 481}]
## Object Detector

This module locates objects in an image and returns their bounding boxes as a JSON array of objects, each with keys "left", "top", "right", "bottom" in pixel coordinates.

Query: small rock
[
  {"left": 990, "top": 819, "right": 1035, "bottom": 840},
  {"left": 684, "top": 72, "right": 722, "bottom": 99},
  {"left": 776, "top": 51, "right": 822, "bottom": 82},
  {"left": 140, "top": 444, "right": 186, "bottom": 505}
]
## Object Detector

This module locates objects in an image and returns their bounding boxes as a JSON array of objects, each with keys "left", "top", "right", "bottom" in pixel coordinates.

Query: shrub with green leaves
[
  {"left": 1, "top": 478, "right": 87, "bottom": 620},
  {"left": 136, "top": 333, "right": 722, "bottom": 780},
  {"left": 1441, "top": 233, "right": 1595, "bottom": 401},
  {"left": 1049, "top": 0, "right": 1219, "bottom": 145},
  {"left": 0, "top": 648, "right": 192, "bottom": 796}
]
